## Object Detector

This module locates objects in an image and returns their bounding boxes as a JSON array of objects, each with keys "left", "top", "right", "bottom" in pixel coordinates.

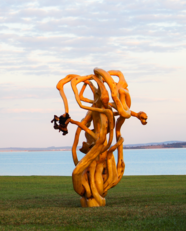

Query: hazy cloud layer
[
  {"left": 1, "top": 0, "right": 186, "bottom": 78},
  {"left": 0, "top": 83, "right": 58, "bottom": 100},
  {"left": 1, "top": 0, "right": 186, "bottom": 147}
]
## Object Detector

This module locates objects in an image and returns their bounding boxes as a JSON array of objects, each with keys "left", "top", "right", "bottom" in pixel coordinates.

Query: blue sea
[{"left": 0, "top": 148, "right": 186, "bottom": 176}]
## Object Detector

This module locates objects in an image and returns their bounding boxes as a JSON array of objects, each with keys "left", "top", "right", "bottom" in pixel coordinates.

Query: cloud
[
  {"left": 1, "top": 0, "right": 186, "bottom": 148},
  {"left": 0, "top": 106, "right": 83, "bottom": 115},
  {"left": 0, "top": 0, "right": 185, "bottom": 82},
  {"left": 0, "top": 83, "right": 58, "bottom": 100},
  {"left": 1, "top": 1, "right": 186, "bottom": 43},
  {"left": 132, "top": 96, "right": 182, "bottom": 103}
]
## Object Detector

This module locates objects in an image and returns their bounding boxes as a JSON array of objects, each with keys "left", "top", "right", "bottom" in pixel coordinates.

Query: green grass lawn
[{"left": 0, "top": 175, "right": 186, "bottom": 231}]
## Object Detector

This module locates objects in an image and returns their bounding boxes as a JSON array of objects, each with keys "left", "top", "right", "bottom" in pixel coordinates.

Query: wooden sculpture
[{"left": 51, "top": 68, "right": 148, "bottom": 207}]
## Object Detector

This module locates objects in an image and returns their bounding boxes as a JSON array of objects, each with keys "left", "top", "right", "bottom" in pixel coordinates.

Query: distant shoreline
[
  {"left": 1, "top": 141, "right": 186, "bottom": 152},
  {"left": 124, "top": 142, "right": 186, "bottom": 150},
  {"left": 0, "top": 149, "right": 72, "bottom": 152}
]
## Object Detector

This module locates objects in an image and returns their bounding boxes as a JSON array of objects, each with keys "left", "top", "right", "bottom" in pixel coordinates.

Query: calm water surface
[{"left": 0, "top": 148, "right": 186, "bottom": 176}]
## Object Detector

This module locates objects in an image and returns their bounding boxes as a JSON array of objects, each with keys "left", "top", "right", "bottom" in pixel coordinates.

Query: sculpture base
[{"left": 80, "top": 197, "right": 106, "bottom": 207}]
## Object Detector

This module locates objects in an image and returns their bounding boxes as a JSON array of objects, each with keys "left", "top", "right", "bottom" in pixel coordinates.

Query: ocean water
[{"left": 0, "top": 148, "right": 186, "bottom": 176}]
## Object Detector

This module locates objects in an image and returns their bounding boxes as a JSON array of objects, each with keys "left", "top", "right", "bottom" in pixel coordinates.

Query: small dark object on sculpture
[{"left": 51, "top": 113, "right": 71, "bottom": 135}]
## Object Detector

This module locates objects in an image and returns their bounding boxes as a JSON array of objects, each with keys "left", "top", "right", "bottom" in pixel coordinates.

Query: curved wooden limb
[
  {"left": 118, "top": 88, "right": 131, "bottom": 109},
  {"left": 87, "top": 198, "right": 100, "bottom": 207},
  {"left": 84, "top": 80, "right": 97, "bottom": 94},
  {"left": 107, "top": 70, "right": 131, "bottom": 108},
  {"left": 70, "top": 119, "right": 96, "bottom": 140},
  {"left": 71, "top": 75, "right": 109, "bottom": 114},
  {"left": 131, "top": 111, "right": 138, "bottom": 117},
  {"left": 72, "top": 111, "right": 93, "bottom": 166},
  {"left": 124, "top": 87, "right": 131, "bottom": 108},
  {"left": 71, "top": 114, "right": 94, "bottom": 202},
  {"left": 72, "top": 138, "right": 106, "bottom": 198},
  {"left": 114, "top": 116, "right": 126, "bottom": 186},
  {"left": 71, "top": 75, "right": 114, "bottom": 151},
  {"left": 82, "top": 170, "right": 92, "bottom": 198},
  {"left": 72, "top": 127, "right": 82, "bottom": 166},
  {"left": 103, "top": 137, "right": 124, "bottom": 194},
  {"left": 91, "top": 75, "right": 109, "bottom": 108},
  {"left": 94, "top": 68, "right": 131, "bottom": 118},
  {"left": 71, "top": 169, "right": 92, "bottom": 200},
  {"left": 73, "top": 134, "right": 106, "bottom": 176},
  {"left": 80, "top": 197, "right": 88, "bottom": 207},
  {"left": 99, "top": 110, "right": 114, "bottom": 153},
  {"left": 103, "top": 154, "right": 117, "bottom": 195},
  {"left": 56, "top": 74, "right": 79, "bottom": 113},
  {"left": 95, "top": 162, "right": 104, "bottom": 196},
  {"left": 131, "top": 111, "right": 148, "bottom": 125},
  {"left": 71, "top": 76, "right": 104, "bottom": 113},
  {"left": 116, "top": 116, "right": 125, "bottom": 140},
  {"left": 89, "top": 75, "right": 114, "bottom": 153},
  {"left": 118, "top": 88, "right": 131, "bottom": 112},
  {"left": 108, "top": 70, "right": 128, "bottom": 89},
  {"left": 89, "top": 161, "right": 105, "bottom": 206},
  {"left": 109, "top": 102, "right": 117, "bottom": 110},
  {"left": 79, "top": 82, "right": 94, "bottom": 104},
  {"left": 113, "top": 112, "right": 119, "bottom": 116}
]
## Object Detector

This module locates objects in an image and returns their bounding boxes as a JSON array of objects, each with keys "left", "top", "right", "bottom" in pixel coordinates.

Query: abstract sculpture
[{"left": 51, "top": 68, "right": 147, "bottom": 207}]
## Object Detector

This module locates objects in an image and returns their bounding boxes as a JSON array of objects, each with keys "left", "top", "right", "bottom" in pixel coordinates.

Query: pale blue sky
[{"left": 0, "top": 0, "right": 186, "bottom": 147}]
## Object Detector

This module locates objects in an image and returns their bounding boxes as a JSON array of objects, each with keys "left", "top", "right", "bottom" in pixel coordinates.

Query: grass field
[{"left": 0, "top": 175, "right": 186, "bottom": 230}]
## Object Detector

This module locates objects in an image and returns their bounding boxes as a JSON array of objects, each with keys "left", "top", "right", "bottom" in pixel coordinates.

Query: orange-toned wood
[{"left": 53, "top": 68, "right": 148, "bottom": 207}]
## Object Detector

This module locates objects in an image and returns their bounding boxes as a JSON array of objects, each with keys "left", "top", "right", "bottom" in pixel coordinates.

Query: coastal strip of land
[
  {"left": 124, "top": 142, "right": 186, "bottom": 149},
  {"left": 0, "top": 141, "right": 186, "bottom": 152}
]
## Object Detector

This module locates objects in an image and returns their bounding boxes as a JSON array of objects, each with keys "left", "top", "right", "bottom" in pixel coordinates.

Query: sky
[{"left": 0, "top": 0, "right": 186, "bottom": 148}]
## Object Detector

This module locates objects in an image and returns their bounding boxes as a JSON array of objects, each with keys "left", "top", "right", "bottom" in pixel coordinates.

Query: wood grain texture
[{"left": 53, "top": 68, "right": 148, "bottom": 207}]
